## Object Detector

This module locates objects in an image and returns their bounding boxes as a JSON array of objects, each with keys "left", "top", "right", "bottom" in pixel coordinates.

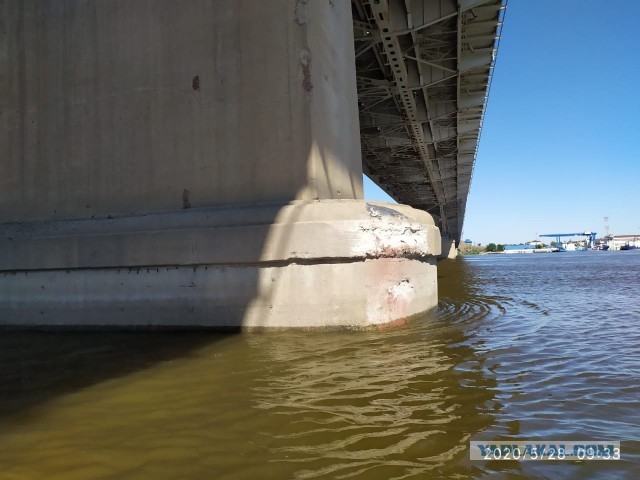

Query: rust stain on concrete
[
  {"left": 182, "top": 189, "right": 192, "bottom": 209},
  {"left": 300, "top": 51, "right": 313, "bottom": 92}
]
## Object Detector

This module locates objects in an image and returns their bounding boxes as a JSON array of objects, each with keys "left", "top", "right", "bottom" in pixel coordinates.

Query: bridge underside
[{"left": 352, "top": 0, "right": 504, "bottom": 243}]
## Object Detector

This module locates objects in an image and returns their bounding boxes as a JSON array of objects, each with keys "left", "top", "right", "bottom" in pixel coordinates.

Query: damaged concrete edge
[{"left": 365, "top": 203, "right": 407, "bottom": 220}]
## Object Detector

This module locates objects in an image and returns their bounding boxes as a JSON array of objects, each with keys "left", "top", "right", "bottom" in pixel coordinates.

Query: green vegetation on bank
[
  {"left": 484, "top": 243, "right": 504, "bottom": 253},
  {"left": 458, "top": 242, "right": 505, "bottom": 255}
]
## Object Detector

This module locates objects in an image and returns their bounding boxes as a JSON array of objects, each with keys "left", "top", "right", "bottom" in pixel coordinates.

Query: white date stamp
[{"left": 470, "top": 440, "right": 621, "bottom": 461}]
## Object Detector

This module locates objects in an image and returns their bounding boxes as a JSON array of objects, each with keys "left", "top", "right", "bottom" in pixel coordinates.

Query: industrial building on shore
[{"left": 604, "top": 235, "right": 640, "bottom": 250}]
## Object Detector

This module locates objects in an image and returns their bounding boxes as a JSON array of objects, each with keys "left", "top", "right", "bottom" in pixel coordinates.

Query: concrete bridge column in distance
[
  {"left": 439, "top": 237, "right": 458, "bottom": 260},
  {"left": 0, "top": 0, "right": 441, "bottom": 328}
]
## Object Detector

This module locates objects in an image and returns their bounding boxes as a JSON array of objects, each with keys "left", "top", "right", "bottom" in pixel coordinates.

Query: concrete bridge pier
[
  {"left": 439, "top": 237, "right": 458, "bottom": 260},
  {"left": 0, "top": 0, "right": 441, "bottom": 328}
]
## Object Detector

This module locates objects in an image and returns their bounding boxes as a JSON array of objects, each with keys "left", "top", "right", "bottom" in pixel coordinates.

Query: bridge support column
[
  {"left": 0, "top": 0, "right": 441, "bottom": 328},
  {"left": 438, "top": 238, "right": 458, "bottom": 259}
]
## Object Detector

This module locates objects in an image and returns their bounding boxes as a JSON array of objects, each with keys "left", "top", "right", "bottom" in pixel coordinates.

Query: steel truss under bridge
[{"left": 352, "top": 0, "right": 506, "bottom": 243}]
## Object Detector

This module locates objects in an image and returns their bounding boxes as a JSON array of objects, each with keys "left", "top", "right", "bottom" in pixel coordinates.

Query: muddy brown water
[{"left": 0, "top": 251, "right": 638, "bottom": 479}]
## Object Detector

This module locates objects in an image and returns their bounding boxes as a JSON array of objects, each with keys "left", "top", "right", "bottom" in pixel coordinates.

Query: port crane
[{"left": 540, "top": 232, "right": 597, "bottom": 251}]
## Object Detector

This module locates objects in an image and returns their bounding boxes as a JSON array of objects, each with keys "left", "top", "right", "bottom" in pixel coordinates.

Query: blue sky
[{"left": 365, "top": 0, "right": 640, "bottom": 245}]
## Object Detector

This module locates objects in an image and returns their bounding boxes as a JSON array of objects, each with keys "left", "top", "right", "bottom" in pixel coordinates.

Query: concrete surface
[{"left": 1, "top": 0, "right": 362, "bottom": 222}]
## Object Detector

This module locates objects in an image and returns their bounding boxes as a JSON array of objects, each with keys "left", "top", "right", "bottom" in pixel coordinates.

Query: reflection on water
[{"left": 0, "top": 252, "right": 638, "bottom": 479}]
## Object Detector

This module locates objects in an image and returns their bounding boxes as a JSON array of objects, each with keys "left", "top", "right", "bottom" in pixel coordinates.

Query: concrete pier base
[{"left": 0, "top": 200, "right": 441, "bottom": 329}]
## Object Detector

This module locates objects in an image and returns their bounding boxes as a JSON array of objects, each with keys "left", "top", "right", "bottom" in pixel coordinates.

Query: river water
[{"left": 0, "top": 251, "right": 638, "bottom": 479}]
